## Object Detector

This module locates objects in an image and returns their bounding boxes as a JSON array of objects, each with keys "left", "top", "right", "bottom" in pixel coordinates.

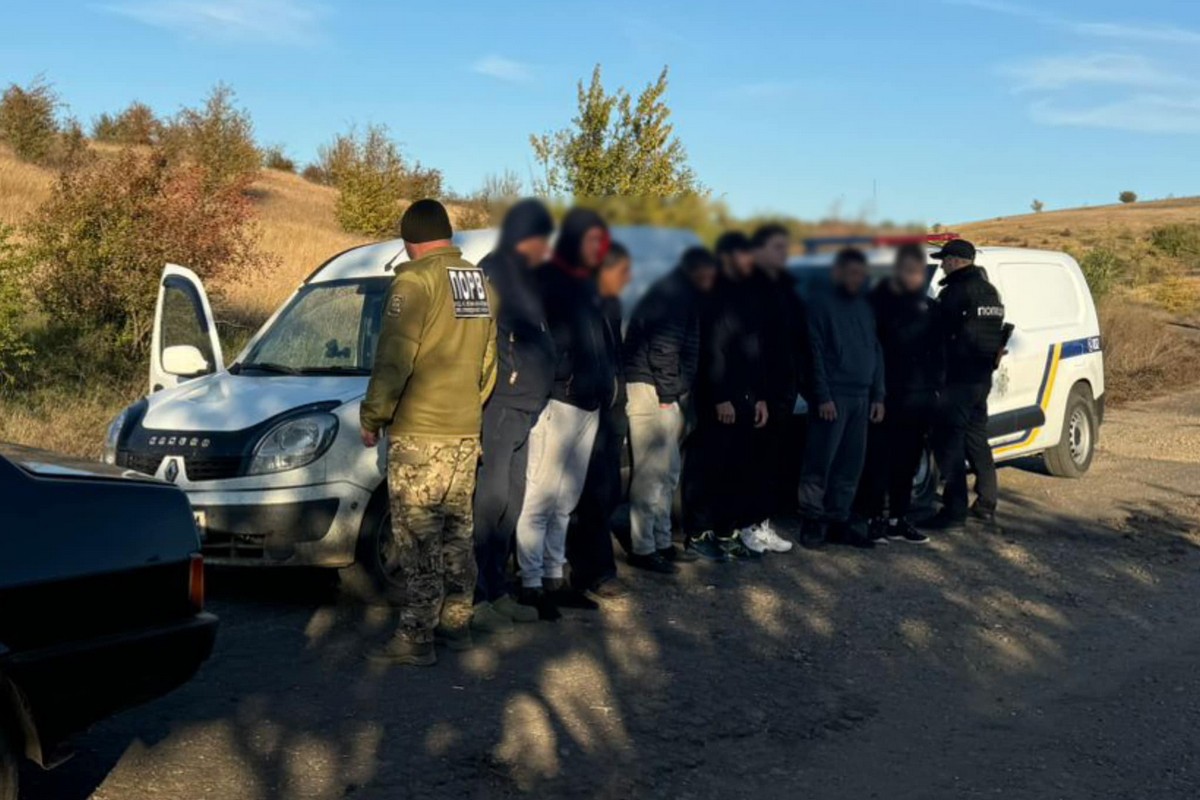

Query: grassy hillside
[{"left": 959, "top": 196, "right": 1200, "bottom": 250}]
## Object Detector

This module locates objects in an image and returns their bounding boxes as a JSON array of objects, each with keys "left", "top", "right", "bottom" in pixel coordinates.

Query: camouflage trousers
[{"left": 386, "top": 435, "right": 481, "bottom": 643}]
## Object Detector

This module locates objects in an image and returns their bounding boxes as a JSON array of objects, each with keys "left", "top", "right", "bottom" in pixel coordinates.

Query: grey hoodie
[{"left": 807, "top": 284, "right": 885, "bottom": 404}]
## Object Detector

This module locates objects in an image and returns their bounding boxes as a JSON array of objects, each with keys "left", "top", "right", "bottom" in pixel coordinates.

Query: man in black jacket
[
  {"left": 515, "top": 208, "right": 614, "bottom": 619},
  {"left": 566, "top": 242, "right": 632, "bottom": 599},
  {"left": 683, "top": 232, "right": 771, "bottom": 561},
  {"left": 623, "top": 246, "right": 716, "bottom": 573},
  {"left": 922, "top": 239, "right": 1007, "bottom": 532},
  {"left": 472, "top": 199, "right": 554, "bottom": 631},
  {"left": 798, "top": 247, "right": 885, "bottom": 549},
  {"left": 747, "top": 224, "right": 808, "bottom": 552},
  {"left": 854, "top": 244, "right": 940, "bottom": 545}
]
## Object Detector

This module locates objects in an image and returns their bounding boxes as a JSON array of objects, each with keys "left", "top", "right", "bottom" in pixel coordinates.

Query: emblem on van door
[
  {"left": 994, "top": 366, "right": 1010, "bottom": 397},
  {"left": 164, "top": 458, "right": 181, "bottom": 484}
]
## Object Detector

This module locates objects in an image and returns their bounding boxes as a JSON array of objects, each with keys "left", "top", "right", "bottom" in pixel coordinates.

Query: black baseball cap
[{"left": 930, "top": 239, "right": 976, "bottom": 261}]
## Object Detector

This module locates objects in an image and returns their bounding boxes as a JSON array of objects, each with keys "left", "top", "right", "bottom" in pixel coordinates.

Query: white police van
[
  {"left": 101, "top": 227, "right": 700, "bottom": 585},
  {"left": 790, "top": 235, "right": 1105, "bottom": 502}
]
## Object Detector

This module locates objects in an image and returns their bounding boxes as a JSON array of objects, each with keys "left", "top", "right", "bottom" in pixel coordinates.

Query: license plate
[{"left": 193, "top": 510, "right": 207, "bottom": 540}]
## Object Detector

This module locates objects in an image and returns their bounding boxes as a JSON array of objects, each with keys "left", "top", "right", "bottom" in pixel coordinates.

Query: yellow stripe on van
[{"left": 993, "top": 342, "right": 1062, "bottom": 456}]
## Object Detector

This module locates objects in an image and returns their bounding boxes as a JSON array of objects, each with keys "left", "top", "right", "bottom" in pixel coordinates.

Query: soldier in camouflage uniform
[{"left": 360, "top": 199, "right": 497, "bottom": 667}]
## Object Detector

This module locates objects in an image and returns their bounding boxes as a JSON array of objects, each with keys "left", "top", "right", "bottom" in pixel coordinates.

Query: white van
[
  {"left": 790, "top": 240, "right": 1105, "bottom": 499},
  {"left": 101, "top": 227, "right": 701, "bottom": 582}
]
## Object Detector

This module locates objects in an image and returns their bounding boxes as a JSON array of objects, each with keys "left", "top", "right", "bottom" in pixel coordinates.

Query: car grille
[{"left": 119, "top": 452, "right": 243, "bottom": 481}]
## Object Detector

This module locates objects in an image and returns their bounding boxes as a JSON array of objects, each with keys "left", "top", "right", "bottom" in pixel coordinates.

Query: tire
[
  {"left": 337, "top": 491, "right": 398, "bottom": 606},
  {"left": 0, "top": 717, "right": 18, "bottom": 800},
  {"left": 1044, "top": 383, "right": 1097, "bottom": 478}
]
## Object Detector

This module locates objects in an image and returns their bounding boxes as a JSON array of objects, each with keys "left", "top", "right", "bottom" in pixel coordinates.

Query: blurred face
[
  {"left": 942, "top": 255, "right": 971, "bottom": 273},
  {"left": 834, "top": 259, "right": 869, "bottom": 294},
  {"left": 756, "top": 233, "right": 790, "bottom": 272},
  {"left": 580, "top": 227, "right": 607, "bottom": 270},
  {"left": 729, "top": 249, "right": 755, "bottom": 279},
  {"left": 515, "top": 236, "right": 551, "bottom": 268},
  {"left": 690, "top": 263, "right": 718, "bottom": 293},
  {"left": 598, "top": 257, "right": 632, "bottom": 298},
  {"left": 894, "top": 254, "right": 927, "bottom": 293}
]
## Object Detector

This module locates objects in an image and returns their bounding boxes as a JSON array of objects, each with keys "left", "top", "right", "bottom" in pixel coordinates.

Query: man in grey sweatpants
[{"left": 798, "top": 247, "right": 885, "bottom": 550}]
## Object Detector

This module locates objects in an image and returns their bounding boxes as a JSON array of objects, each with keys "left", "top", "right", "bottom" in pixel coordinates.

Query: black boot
[
  {"left": 919, "top": 509, "right": 967, "bottom": 532},
  {"left": 844, "top": 518, "right": 876, "bottom": 550},
  {"left": 544, "top": 578, "right": 599, "bottom": 610},
  {"left": 519, "top": 586, "right": 561, "bottom": 621},
  {"left": 799, "top": 519, "right": 827, "bottom": 550}
]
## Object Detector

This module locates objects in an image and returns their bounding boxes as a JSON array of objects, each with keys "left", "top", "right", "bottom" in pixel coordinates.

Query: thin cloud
[
  {"left": 471, "top": 56, "right": 535, "bottom": 83},
  {"left": 1000, "top": 53, "right": 1190, "bottom": 92},
  {"left": 944, "top": 0, "right": 1200, "bottom": 45},
  {"left": 99, "top": 0, "right": 327, "bottom": 45},
  {"left": 1030, "top": 95, "right": 1200, "bottom": 134}
]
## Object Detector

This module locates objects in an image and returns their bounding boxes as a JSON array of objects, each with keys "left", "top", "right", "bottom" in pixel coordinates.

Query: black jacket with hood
[
  {"left": 870, "top": 280, "right": 944, "bottom": 412},
  {"left": 538, "top": 208, "right": 616, "bottom": 412},
  {"left": 623, "top": 266, "right": 703, "bottom": 404},
  {"left": 748, "top": 268, "right": 812, "bottom": 409},
  {"left": 937, "top": 265, "right": 1006, "bottom": 385},
  {"left": 479, "top": 199, "right": 557, "bottom": 414},
  {"left": 694, "top": 270, "right": 766, "bottom": 417}
]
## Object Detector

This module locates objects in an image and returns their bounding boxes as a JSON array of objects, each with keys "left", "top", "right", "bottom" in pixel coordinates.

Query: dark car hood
[{"left": 0, "top": 442, "right": 162, "bottom": 483}]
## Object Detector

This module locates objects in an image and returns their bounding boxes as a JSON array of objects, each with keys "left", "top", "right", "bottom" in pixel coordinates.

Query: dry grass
[
  {"left": 1099, "top": 296, "right": 1200, "bottom": 405},
  {"left": 0, "top": 143, "right": 53, "bottom": 230},
  {"left": 0, "top": 377, "right": 143, "bottom": 459}
]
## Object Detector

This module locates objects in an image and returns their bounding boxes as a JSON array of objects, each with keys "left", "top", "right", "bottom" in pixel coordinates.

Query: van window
[
  {"left": 994, "top": 262, "right": 1082, "bottom": 332},
  {"left": 240, "top": 278, "right": 390, "bottom": 375}
]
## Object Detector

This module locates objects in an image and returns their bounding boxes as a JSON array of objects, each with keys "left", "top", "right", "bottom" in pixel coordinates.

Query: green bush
[
  {"left": 0, "top": 77, "right": 60, "bottom": 164},
  {"left": 0, "top": 226, "right": 33, "bottom": 384},
  {"left": 320, "top": 124, "right": 444, "bottom": 237},
  {"left": 92, "top": 101, "right": 162, "bottom": 145},
  {"left": 25, "top": 147, "right": 273, "bottom": 353},
  {"left": 1119, "top": 190, "right": 1137, "bottom": 204},
  {"left": 161, "top": 84, "right": 260, "bottom": 191},
  {"left": 1149, "top": 223, "right": 1200, "bottom": 260},
  {"left": 1078, "top": 247, "right": 1126, "bottom": 298},
  {"left": 262, "top": 144, "right": 296, "bottom": 172}
]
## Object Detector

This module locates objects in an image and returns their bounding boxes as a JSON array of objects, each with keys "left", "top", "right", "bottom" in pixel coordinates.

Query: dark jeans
[
  {"left": 855, "top": 404, "right": 933, "bottom": 521},
  {"left": 753, "top": 404, "right": 807, "bottom": 517},
  {"left": 937, "top": 382, "right": 998, "bottom": 517},
  {"left": 683, "top": 401, "right": 765, "bottom": 537},
  {"left": 473, "top": 403, "right": 537, "bottom": 603},
  {"left": 566, "top": 407, "right": 625, "bottom": 590},
  {"left": 797, "top": 395, "right": 870, "bottom": 523}
]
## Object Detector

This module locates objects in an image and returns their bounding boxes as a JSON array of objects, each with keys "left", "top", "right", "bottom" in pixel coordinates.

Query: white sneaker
[
  {"left": 736, "top": 524, "right": 770, "bottom": 554},
  {"left": 758, "top": 520, "right": 794, "bottom": 553}
]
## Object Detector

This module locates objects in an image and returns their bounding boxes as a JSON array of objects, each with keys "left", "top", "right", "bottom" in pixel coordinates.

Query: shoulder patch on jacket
[
  {"left": 447, "top": 268, "right": 491, "bottom": 318},
  {"left": 386, "top": 293, "right": 405, "bottom": 317}
]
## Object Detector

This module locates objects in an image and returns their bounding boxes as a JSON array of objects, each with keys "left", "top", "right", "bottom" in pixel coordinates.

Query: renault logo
[{"left": 164, "top": 458, "right": 181, "bottom": 484}]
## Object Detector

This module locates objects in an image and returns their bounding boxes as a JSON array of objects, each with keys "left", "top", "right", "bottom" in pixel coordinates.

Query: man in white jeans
[
  {"left": 515, "top": 208, "right": 614, "bottom": 619},
  {"left": 623, "top": 247, "right": 717, "bottom": 574}
]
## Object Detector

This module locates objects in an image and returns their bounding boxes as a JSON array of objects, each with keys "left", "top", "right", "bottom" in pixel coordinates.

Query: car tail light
[{"left": 189, "top": 553, "right": 205, "bottom": 612}]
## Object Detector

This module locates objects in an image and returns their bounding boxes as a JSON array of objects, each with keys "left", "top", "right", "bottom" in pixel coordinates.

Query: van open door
[{"left": 149, "top": 264, "right": 224, "bottom": 394}]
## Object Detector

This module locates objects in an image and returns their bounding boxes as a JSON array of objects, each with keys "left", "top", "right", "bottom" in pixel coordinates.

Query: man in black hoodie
[
  {"left": 471, "top": 199, "right": 555, "bottom": 632},
  {"left": 683, "top": 232, "right": 771, "bottom": 561},
  {"left": 798, "top": 247, "right": 885, "bottom": 549},
  {"left": 515, "top": 208, "right": 614, "bottom": 619},
  {"left": 854, "top": 244, "right": 940, "bottom": 544},
  {"left": 623, "top": 246, "right": 716, "bottom": 574}
]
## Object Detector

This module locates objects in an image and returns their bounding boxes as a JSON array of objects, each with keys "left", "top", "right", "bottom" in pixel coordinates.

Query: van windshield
[{"left": 237, "top": 278, "right": 391, "bottom": 376}]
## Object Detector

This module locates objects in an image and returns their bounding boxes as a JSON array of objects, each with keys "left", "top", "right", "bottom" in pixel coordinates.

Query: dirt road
[{"left": 24, "top": 389, "right": 1200, "bottom": 800}]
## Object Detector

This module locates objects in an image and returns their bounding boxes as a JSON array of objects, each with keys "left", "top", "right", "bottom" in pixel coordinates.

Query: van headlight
[
  {"left": 247, "top": 413, "right": 339, "bottom": 475},
  {"left": 102, "top": 408, "right": 129, "bottom": 465}
]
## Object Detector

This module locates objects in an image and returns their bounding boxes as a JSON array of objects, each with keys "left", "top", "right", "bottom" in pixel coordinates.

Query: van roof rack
[{"left": 801, "top": 232, "right": 961, "bottom": 255}]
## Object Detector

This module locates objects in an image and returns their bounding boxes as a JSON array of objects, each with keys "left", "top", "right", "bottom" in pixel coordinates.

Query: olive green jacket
[{"left": 360, "top": 246, "right": 498, "bottom": 438}]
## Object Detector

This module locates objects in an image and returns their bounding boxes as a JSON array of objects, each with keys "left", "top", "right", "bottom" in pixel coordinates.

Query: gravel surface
[{"left": 23, "top": 389, "right": 1200, "bottom": 800}]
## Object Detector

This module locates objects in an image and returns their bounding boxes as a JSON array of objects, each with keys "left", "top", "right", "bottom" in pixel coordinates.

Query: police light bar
[{"left": 802, "top": 232, "right": 961, "bottom": 255}]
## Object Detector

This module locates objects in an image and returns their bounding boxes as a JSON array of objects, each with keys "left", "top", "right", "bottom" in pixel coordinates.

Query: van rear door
[{"left": 149, "top": 264, "right": 224, "bottom": 394}]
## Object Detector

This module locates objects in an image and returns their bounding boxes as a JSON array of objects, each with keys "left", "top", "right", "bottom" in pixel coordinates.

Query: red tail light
[{"left": 189, "top": 553, "right": 205, "bottom": 612}]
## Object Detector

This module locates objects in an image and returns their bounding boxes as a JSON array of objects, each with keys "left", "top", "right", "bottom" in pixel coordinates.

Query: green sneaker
[
  {"left": 368, "top": 636, "right": 436, "bottom": 667},
  {"left": 471, "top": 602, "right": 515, "bottom": 635},
  {"left": 434, "top": 623, "right": 473, "bottom": 652},
  {"left": 685, "top": 531, "right": 730, "bottom": 563},
  {"left": 493, "top": 594, "right": 539, "bottom": 623}
]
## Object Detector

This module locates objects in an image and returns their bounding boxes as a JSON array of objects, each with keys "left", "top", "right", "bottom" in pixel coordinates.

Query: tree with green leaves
[
  {"left": 531, "top": 65, "right": 700, "bottom": 197},
  {"left": 0, "top": 76, "right": 60, "bottom": 164}
]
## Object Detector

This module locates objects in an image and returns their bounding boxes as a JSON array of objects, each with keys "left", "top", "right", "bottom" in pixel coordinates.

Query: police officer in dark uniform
[{"left": 922, "top": 239, "right": 1006, "bottom": 531}]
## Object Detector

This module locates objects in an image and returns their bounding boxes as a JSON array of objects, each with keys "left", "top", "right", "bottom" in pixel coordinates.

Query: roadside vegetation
[{"left": 0, "top": 68, "right": 1197, "bottom": 458}]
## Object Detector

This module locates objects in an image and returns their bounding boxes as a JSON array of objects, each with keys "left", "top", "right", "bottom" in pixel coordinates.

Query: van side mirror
[{"left": 162, "top": 345, "right": 211, "bottom": 378}]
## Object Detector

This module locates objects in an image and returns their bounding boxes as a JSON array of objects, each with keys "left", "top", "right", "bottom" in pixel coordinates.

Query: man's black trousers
[
  {"left": 682, "top": 405, "right": 765, "bottom": 537},
  {"left": 473, "top": 403, "right": 537, "bottom": 603},
  {"left": 797, "top": 395, "right": 869, "bottom": 523},
  {"left": 937, "top": 382, "right": 998, "bottom": 517},
  {"left": 566, "top": 407, "right": 624, "bottom": 591},
  {"left": 752, "top": 403, "right": 807, "bottom": 517},
  {"left": 855, "top": 404, "right": 932, "bottom": 522}
]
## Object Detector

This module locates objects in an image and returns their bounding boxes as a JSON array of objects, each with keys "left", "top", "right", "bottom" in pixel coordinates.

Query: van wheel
[
  {"left": 0, "top": 720, "right": 18, "bottom": 800},
  {"left": 1045, "top": 383, "right": 1096, "bottom": 478},
  {"left": 338, "top": 492, "right": 398, "bottom": 606}
]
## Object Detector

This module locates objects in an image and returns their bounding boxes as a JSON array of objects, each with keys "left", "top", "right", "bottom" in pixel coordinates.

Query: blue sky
[{"left": 3, "top": 0, "right": 1198, "bottom": 224}]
